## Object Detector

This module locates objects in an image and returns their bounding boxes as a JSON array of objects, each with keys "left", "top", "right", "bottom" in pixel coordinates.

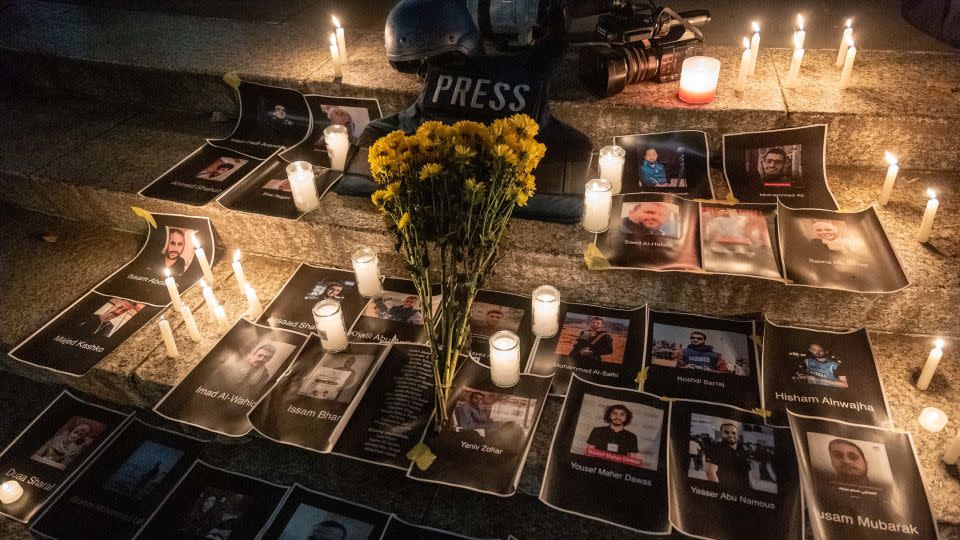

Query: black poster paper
[
  {"left": 248, "top": 338, "right": 390, "bottom": 453},
  {"left": 258, "top": 264, "right": 369, "bottom": 335},
  {"left": 382, "top": 515, "right": 480, "bottom": 539},
  {"left": 762, "top": 320, "right": 891, "bottom": 428},
  {"left": 135, "top": 460, "right": 288, "bottom": 540},
  {"left": 468, "top": 289, "right": 535, "bottom": 366},
  {"left": 281, "top": 94, "right": 383, "bottom": 168},
  {"left": 528, "top": 302, "right": 646, "bottom": 395},
  {"left": 723, "top": 125, "right": 837, "bottom": 210},
  {"left": 406, "top": 357, "right": 551, "bottom": 496},
  {"left": 9, "top": 213, "right": 217, "bottom": 376},
  {"left": 614, "top": 130, "right": 714, "bottom": 199},
  {"left": 699, "top": 202, "right": 782, "bottom": 280},
  {"left": 139, "top": 143, "right": 271, "bottom": 205},
  {"left": 30, "top": 418, "right": 206, "bottom": 539},
  {"left": 333, "top": 344, "right": 435, "bottom": 468},
  {"left": 668, "top": 400, "right": 802, "bottom": 540},
  {"left": 216, "top": 157, "right": 341, "bottom": 219},
  {"left": 642, "top": 310, "right": 761, "bottom": 410},
  {"left": 210, "top": 81, "right": 311, "bottom": 160},
  {"left": 777, "top": 204, "right": 909, "bottom": 293},
  {"left": 259, "top": 484, "right": 390, "bottom": 539},
  {"left": 0, "top": 391, "right": 130, "bottom": 523},
  {"left": 348, "top": 277, "right": 439, "bottom": 344},
  {"left": 593, "top": 194, "right": 702, "bottom": 271},
  {"left": 153, "top": 319, "right": 308, "bottom": 436},
  {"left": 788, "top": 413, "right": 939, "bottom": 540},
  {"left": 539, "top": 376, "right": 669, "bottom": 533}
]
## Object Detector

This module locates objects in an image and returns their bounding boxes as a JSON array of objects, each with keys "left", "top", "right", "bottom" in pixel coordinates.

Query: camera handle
[{"left": 654, "top": 7, "right": 704, "bottom": 43}]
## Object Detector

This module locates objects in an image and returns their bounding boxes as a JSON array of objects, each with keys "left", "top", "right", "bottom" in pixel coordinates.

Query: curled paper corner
[
  {"left": 659, "top": 396, "right": 675, "bottom": 402},
  {"left": 751, "top": 408, "right": 772, "bottom": 418},
  {"left": 635, "top": 367, "right": 648, "bottom": 385},
  {"left": 222, "top": 72, "right": 241, "bottom": 89},
  {"left": 406, "top": 442, "right": 436, "bottom": 470},
  {"left": 583, "top": 243, "right": 611, "bottom": 270},
  {"left": 131, "top": 207, "right": 157, "bottom": 229},
  {"left": 723, "top": 193, "right": 740, "bottom": 205}
]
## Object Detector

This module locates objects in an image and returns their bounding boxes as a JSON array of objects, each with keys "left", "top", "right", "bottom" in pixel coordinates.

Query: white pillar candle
[
  {"left": 352, "top": 247, "right": 383, "bottom": 297},
  {"left": 878, "top": 152, "right": 899, "bottom": 206},
  {"left": 180, "top": 304, "right": 201, "bottom": 342},
  {"left": 0, "top": 481, "right": 23, "bottom": 505},
  {"left": 214, "top": 304, "right": 230, "bottom": 335},
  {"left": 245, "top": 285, "right": 262, "bottom": 319},
  {"left": 329, "top": 33, "right": 343, "bottom": 78},
  {"left": 582, "top": 179, "right": 613, "bottom": 233},
  {"left": 312, "top": 300, "right": 348, "bottom": 352},
  {"left": 748, "top": 22, "right": 760, "bottom": 76},
  {"left": 333, "top": 16, "right": 347, "bottom": 62},
  {"left": 191, "top": 232, "right": 215, "bottom": 284},
  {"left": 232, "top": 249, "right": 247, "bottom": 292},
  {"left": 677, "top": 56, "right": 720, "bottom": 105},
  {"left": 324, "top": 124, "right": 350, "bottom": 170},
  {"left": 531, "top": 285, "right": 560, "bottom": 338},
  {"left": 598, "top": 145, "right": 626, "bottom": 194},
  {"left": 735, "top": 37, "right": 751, "bottom": 95},
  {"left": 945, "top": 429, "right": 960, "bottom": 464},
  {"left": 838, "top": 38, "right": 857, "bottom": 89},
  {"left": 158, "top": 316, "right": 179, "bottom": 358},
  {"left": 163, "top": 268, "right": 183, "bottom": 311},
  {"left": 784, "top": 32, "right": 805, "bottom": 89},
  {"left": 286, "top": 160, "right": 320, "bottom": 212},
  {"left": 794, "top": 14, "right": 805, "bottom": 50},
  {"left": 836, "top": 19, "right": 853, "bottom": 67},
  {"left": 916, "top": 339, "right": 944, "bottom": 390},
  {"left": 200, "top": 279, "right": 219, "bottom": 323},
  {"left": 916, "top": 189, "right": 940, "bottom": 243},
  {"left": 489, "top": 330, "right": 521, "bottom": 387},
  {"left": 918, "top": 407, "right": 948, "bottom": 432}
]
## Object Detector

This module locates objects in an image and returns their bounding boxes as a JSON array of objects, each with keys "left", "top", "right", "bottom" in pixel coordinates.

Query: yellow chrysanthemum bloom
[
  {"left": 397, "top": 212, "right": 411, "bottom": 230},
  {"left": 385, "top": 181, "right": 401, "bottom": 197},
  {"left": 493, "top": 144, "right": 518, "bottom": 164},
  {"left": 454, "top": 144, "right": 477, "bottom": 159},
  {"left": 419, "top": 163, "right": 443, "bottom": 181},
  {"left": 509, "top": 114, "right": 539, "bottom": 139},
  {"left": 371, "top": 189, "right": 390, "bottom": 208}
]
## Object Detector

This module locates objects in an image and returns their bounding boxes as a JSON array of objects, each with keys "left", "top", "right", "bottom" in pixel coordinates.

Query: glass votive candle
[
  {"left": 598, "top": 145, "right": 626, "bottom": 195},
  {"left": 312, "top": 300, "right": 348, "bottom": 352},
  {"left": 0, "top": 480, "right": 23, "bottom": 504},
  {"left": 352, "top": 247, "right": 383, "bottom": 298},
  {"left": 531, "top": 285, "right": 560, "bottom": 338},
  {"left": 678, "top": 56, "right": 721, "bottom": 105},
  {"left": 286, "top": 160, "right": 320, "bottom": 212},
  {"left": 582, "top": 179, "right": 613, "bottom": 233},
  {"left": 489, "top": 330, "right": 521, "bottom": 387},
  {"left": 323, "top": 124, "right": 350, "bottom": 170},
  {"left": 918, "top": 407, "right": 948, "bottom": 433}
]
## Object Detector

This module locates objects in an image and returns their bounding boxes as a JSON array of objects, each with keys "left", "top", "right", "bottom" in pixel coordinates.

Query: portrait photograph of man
[
  {"left": 175, "top": 487, "right": 248, "bottom": 539},
  {"left": 688, "top": 415, "right": 777, "bottom": 494},
  {"left": 789, "top": 343, "right": 848, "bottom": 388},
  {"left": 650, "top": 323, "right": 752, "bottom": 376},
  {"left": 746, "top": 145, "right": 803, "bottom": 189},
  {"left": 211, "top": 339, "right": 297, "bottom": 398},
  {"left": 101, "top": 440, "right": 185, "bottom": 502},
  {"left": 31, "top": 416, "right": 108, "bottom": 471},
  {"left": 614, "top": 130, "right": 713, "bottom": 198},
  {"left": 262, "top": 177, "right": 292, "bottom": 192},
  {"left": 195, "top": 157, "right": 248, "bottom": 182},
  {"left": 305, "top": 280, "right": 354, "bottom": 303},
  {"left": 364, "top": 292, "right": 425, "bottom": 326},
  {"left": 553, "top": 313, "right": 629, "bottom": 366},
  {"left": 800, "top": 219, "right": 865, "bottom": 256},
  {"left": 699, "top": 204, "right": 781, "bottom": 280},
  {"left": 147, "top": 226, "right": 198, "bottom": 279},
  {"left": 317, "top": 104, "right": 373, "bottom": 146},
  {"left": 275, "top": 502, "right": 379, "bottom": 540},
  {"left": 297, "top": 353, "right": 374, "bottom": 404},
  {"left": 807, "top": 432, "right": 892, "bottom": 494},
  {"left": 77, "top": 297, "right": 145, "bottom": 339},
  {"left": 468, "top": 301, "right": 524, "bottom": 341},
  {"left": 451, "top": 387, "right": 537, "bottom": 452},
  {"left": 618, "top": 201, "right": 680, "bottom": 238},
  {"left": 568, "top": 393, "right": 663, "bottom": 470}
]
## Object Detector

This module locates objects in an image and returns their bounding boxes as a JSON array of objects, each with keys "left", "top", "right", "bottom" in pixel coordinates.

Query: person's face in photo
[
  {"left": 67, "top": 423, "right": 92, "bottom": 443},
  {"left": 469, "top": 392, "right": 485, "bottom": 408},
  {"left": 248, "top": 346, "right": 275, "bottom": 368},
  {"left": 103, "top": 300, "right": 136, "bottom": 321},
  {"left": 310, "top": 521, "right": 347, "bottom": 540},
  {"left": 165, "top": 231, "right": 185, "bottom": 263},
  {"left": 589, "top": 317, "right": 604, "bottom": 332},
  {"left": 403, "top": 296, "right": 418, "bottom": 309},
  {"left": 273, "top": 104, "right": 287, "bottom": 120},
  {"left": 325, "top": 284, "right": 344, "bottom": 298},
  {"left": 809, "top": 344, "right": 827, "bottom": 359},
  {"left": 720, "top": 424, "right": 739, "bottom": 446},
  {"left": 644, "top": 148, "right": 659, "bottom": 164},
  {"left": 343, "top": 357, "right": 355, "bottom": 368},
  {"left": 608, "top": 407, "right": 628, "bottom": 427},
  {"left": 689, "top": 332, "right": 706, "bottom": 347},
  {"left": 813, "top": 221, "right": 840, "bottom": 242},
  {"left": 485, "top": 310, "right": 503, "bottom": 328},
  {"left": 829, "top": 440, "right": 868, "bottom": 482},
  {"left": 761, "top": 150, "right": 787, "bottom": 179},
  {"left": 629, "top": 203, "right": 669, "bottom": 229},
  {"left": 716, "top": 208, "right": 730, "bottom": 218},
  {"left": 326, "top": 107, "right": 352, "bottom": 127}
]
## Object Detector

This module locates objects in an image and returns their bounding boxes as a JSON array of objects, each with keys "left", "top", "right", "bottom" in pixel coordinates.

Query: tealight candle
[
  {"left": 919, "top": 407, "right": 948, "bottom": 432},
  {"left": 916, "top": 339, "right": 944, "bottom": 390},
  {"left": 748, "top": 22, "right": 760, "bottom": 76},
  {"left": 0, "top": 480, "right": 23, "bottom": 505},
  {"left": 582, "top": 179, "right": 613, "bottom": 233},
  {"left": 313, "top": 300, "right": 348, "bottom": 352},
  {"left": 678, "top": 56, "right": 720, "bottom": 105},
  {"left": 598, "top": 145, "right": 626, "bottom": 194},
  {"left": 214, "top": 304, "right": 230, "bottom": 335},
  {"left": 180, "top": 304, "right": 201, "bottom": 342},
  {"left": 329, "top": 33, "right": 343, "bottom": 78},
  {"left": 489, "top": 330, "right": 521, "bottom": 387},
  {"left": 531, "top": 285, "right": 560, "bottom": 338},
  {"left": 333, "top": 16, "right": 347, "bottom": 62},
  {"left": 784, "top": 33, "right": 805, "bottom": 89},
  {"left": 945, "top": 429, "right": 960, "bottom": 464},
  {"left": 352, "top": 247, "right": 383, "bottom": 298},
  {"left": 838, "top": 37, "right": 857, "bottom": 89},
  {"left": 878, "top": 152, "right": 899, "bottom": 205},
  {"left": 232, "top": 250, "right": 247, "bottom": 292},
  {"left": 836, "top": 19, "right": 853, "bottom": 67},
  {"left": 163, "top": 268, "right": 183, "bottom": 311},
  {"left": 735, "top": 37, "right": 751, "bottom": 95},
  {"left": 200, "top": 279, "right": 219, "bottom": 323},
  {"left": 245, "top": 285, "right": 262, "bottom": 319},
  {"left": 286, "top": 160, "right": 320, "bottom": 212},
  {"left": 324, "top": 124, "right": 350, "bottom": 170},
  {"left": 158, "top": 316, "right": 179, "bottom": 358},
  {"left": 191, "top": 232, "right": 215, "bottom": 284},
  {"left": 916, "top": 189, "right": 940, "bottom": 243}
]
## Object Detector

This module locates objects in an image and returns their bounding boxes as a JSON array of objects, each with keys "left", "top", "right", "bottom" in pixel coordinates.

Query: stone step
[{"left": 2, "top": 1, "right": 960, "bottom": 170}]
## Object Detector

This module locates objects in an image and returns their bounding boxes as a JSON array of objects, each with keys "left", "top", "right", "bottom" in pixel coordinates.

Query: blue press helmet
[{"left": 385, "top": 0, "right": 483, "bottom": 73}]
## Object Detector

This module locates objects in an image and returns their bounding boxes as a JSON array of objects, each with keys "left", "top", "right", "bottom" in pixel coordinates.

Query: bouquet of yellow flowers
[{"left": 369, "top": 114, "right": 546, "bottom": 429}]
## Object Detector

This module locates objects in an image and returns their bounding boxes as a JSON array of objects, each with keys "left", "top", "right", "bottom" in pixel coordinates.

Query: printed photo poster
[
  {"left": 777, "top": 204, "right": 909, "bottom": 293},
  {"left": 528, "top": 302, "right": 646, "bottom": 395},
  {"left": 614, "top": 130, "right": 714, "bottom": 199},
  {"left": 349, "top": 277, "right": 440, "bottom": 344},
  {"left": 700, "top": 202, "right": 782, "bottom": 280},
  {"left": 30, "top": 418, "right": 207, "bottom": 540},
  {"left": 669, "top": 400, "right": 802, "bottom": 540},
  {"left": 135, "top": 460, "right": 289, "bottom": 540},
  {"left": 248, "top": 338, "right": 390, "bottom": 453},
  {"left": 643, "top": 310, "right": 761, "bottom": 410},
  {"left": 333, "top": 344, "right": 436, "bottom": 469},
  {"left": 762, "top": 320, "right": 891, "bottom": 428},
  {"left": 539, "top": 376, "right": 669, "bottom": 533},
  {"left": 216, "top": 157, "right": 341, "bottom": 219},
  {"left": 153, "top": 319, "right": 308, "bottom": 436},
  {"left": 722, "top": 125, "right": 837, "bottom": 210},
  {"left": 592, "top": 194, "right": 701, "bottom": 271},
  {"left": 258, "top": 264, "right": 369, "bottom": 335},
  {"left": 382, "top": 515, "right": 482, "bottom": 539},
  {"left": 788, "top": 412, "right": 939, "bottom": 540},
  {"left": 407, "top": 357, "right": 551, "bottom": 496},
  {"left": 0, "top": 391, "right": 130, "bottom": 523},
  {"left": 139, "top": 143, "right": 270, "bottom": 205},
  {"left": 468, "top": 289, "right": 535, "bottom": 366},
  {"left": 281, "top": 95, "right": 383, "bottom": 168},
  {"left": 258, "top": 484, "right": 390, "bottom": 540},
  {"left": 210, "top": 80, "right": 311, "bottom": 160}
]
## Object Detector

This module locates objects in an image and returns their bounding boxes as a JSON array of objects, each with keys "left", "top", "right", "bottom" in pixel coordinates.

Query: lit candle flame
[
  {"left": 742, "top": 37, "right": 750, "bottom": 49},
  {"left": 330, "top": 33, "right": 337, "bottom": 47},
  {"left": 927, "top": 189, "right": 937, "bottom": 199},
  {"left": 164, "top": 268, "right": 171, "bottom": 278},
  {"left": 797, "top": 14, "right": 804, "bottom": 31},
  {"left": 233, "top": 249, "right": 242, "bottom": 263},
  {"left": 884, "top": 151, "right": 897, "bottom": 166},
  {"left": 935, "top": 338, "right": 945, "bottom": 349},
  {"left": 332, "top": 15, "right": 341, "bottom": 29},
  {"left": 752, "top": 21, "right": 760, "bottom": 33},
  {"left": 846, "top": 18, "right": 853, "bottom": 29}
]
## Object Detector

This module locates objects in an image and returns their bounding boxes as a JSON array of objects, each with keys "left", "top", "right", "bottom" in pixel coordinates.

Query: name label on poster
[
  {"left": 690, "top": 486, "right": 774, "bottom": 509},
  {"left": 348, "top": 330, "right": 389, "bottom": 343},
  {"left": 195, "top": 386, "right": 255, "bottom": 407},
  {"left": 5, "top": 468, "right": 56, "bottom": 491},
  {"left": 808, "top": 258, "right": 868, "bottom": 268},
  {"left": 816, "top": 511, "right": 920, "bottom": 534},
  {"left": 775, "top": 392, "right": 875, "bottom": 412},
  {"left": 570, "top": 462, "right": 652, "bottom": 486},
  {"left": 624, "top": 240, "right": 673, "bottom": 248},
  {"left": 127, "top": 273, "right": 165, "bottom": 286},
  {"left": 169, "top": 181, "right": 222, "bottom": 193},
  {"left": 422, "top": 71, "right": 543, "bottom": 120},
  {"left": 269, "top": 317, "right": 316, "bottom": 332},
  {"left": 53, "top": 335, "right": 105, "bottom": 352},
  {"left": 286, "top": 404, "right": 341, "bottom": 422},
  {"left": 555, "top": 362, "right": 619, "bottom": 379},
  {"left": 677, "top": 376, "right": 724, "bottom": 387}
]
